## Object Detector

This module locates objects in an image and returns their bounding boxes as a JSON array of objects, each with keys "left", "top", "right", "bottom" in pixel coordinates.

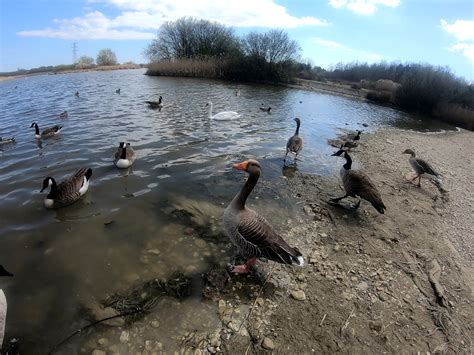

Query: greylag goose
[
  {"left": 223, "top": 159, "right": 304, "bottom": 274},
  {"left": 331, "top": 146, "right": 386, "bottom": 214},
  {"left": 206, "top": 101, "right": 240, "bottom": 120},
  {"left": 0, "top": 137, "right": 15, "bottom": 145},
  {"left": 403, "top": 149, "right": 440, "bottom": 187},
  {"left": 30, "top": 122, "right": 62, "bottom": 139},
  {"left": 114, "top": 142, "right": 137, "bottom": 168},
  {"left": 284, "top": 118, "right": 303, "bottom": 164},
  {"left": 259, "top": 106, "right": 271, "bottom": 113},
  {"left": 40, "top": 168, "right": 92, "bottom": 209},
  {"left": 59, "top": 111, "right": 68, "bottom": 119},
  {"left": 145, "top": 96, "right": 163, "bottom": 109}
]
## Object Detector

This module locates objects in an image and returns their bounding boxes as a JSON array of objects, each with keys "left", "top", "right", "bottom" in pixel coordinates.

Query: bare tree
[
  {"left": 75, "top": 56, "right": 94, "bottom": 69},
  {"left": 145, "top": 17, "right": 240, "bottom": 61},
  {"left": 243, "top": 30, "right": 301, "bottom": 64},
  {"left": 96, "top": 48, "right": 118, "bottom": 66}
]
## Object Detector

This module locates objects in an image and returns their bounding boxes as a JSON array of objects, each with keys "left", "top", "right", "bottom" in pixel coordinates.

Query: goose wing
[
  {"left": 347, "top": 170, "right": 386, "bottom": 212},
  {"left": 126, "top": 145, "right": 136, "bottom": 162},
  {"left": 55, "top": 168, "right": 90, "bottom": 204},
  {"left": 287, "top": 135, "right": 303, "bottom": 153},
  {"left": 415, "top": 158, "right": 438, "bottom": 176},
  {"left": 42, "top": 125, "right": 62, "bottom": 136},
  {"left": 236, "top": 210, "right": 302, "bottom": 265}
]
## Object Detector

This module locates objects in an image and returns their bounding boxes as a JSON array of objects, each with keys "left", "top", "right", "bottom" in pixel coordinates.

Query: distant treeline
[
  {"left": 0, "top": 64, "right": 76, "bottom": 77},
  {"left": 145, "top": 17, "right": 304, "bottom": 83},
  {"left": 326, "top": 62, "right": 473, "bottom": 130}
]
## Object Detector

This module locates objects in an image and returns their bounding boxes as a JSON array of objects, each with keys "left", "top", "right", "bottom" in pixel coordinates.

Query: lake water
[{"left": 0, "top": 69, "right": 454, "bottom": 353}]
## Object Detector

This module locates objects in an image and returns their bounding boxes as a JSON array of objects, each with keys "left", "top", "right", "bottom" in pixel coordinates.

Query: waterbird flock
[{"left": 0, "top": 85, "right": 443, "bottom": 342}]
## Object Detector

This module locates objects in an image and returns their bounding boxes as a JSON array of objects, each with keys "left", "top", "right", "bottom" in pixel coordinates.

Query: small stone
[
  {"left": 97, "top": 338, "right": 108, "bottom": 346},
  {"left": 184, "top": 227, "right": 194, "bottom": 235},
  {"left": 303, "top": 205, "right": 314, "bottom": 215},
  {"left": 320, "top": 233, "right": 327, "bottom": 238},
  {"left": 91, "top": 350, "right": 106, "bottom": 355},
  {"left": 256, "top": 297, "right": 265, "bottom": 306},
  {"left": 147, "top": 249, "right": 160, "bottom": 255},
  {"left": 379, "top": 293, "right": 389, "bottom": 301},
  {"left": 207, "top": 346, "right": 217, "bottom": 354},
  {"left": 369, "top": 320, "right": 383, "bottom": 332},
  {"left": 262, "top": 337, "right": 275, "bottom": 350},
  {"left": 151, "top": 320, "right": 160, "bottom": 328},
  {"left": 296, "top": 274, "right": 306, "bottom": 282},
  {"left": 290, "top": 290, "right": 306, "bottom": 301},
  {"left": 333, "top": 244, "right": 340, "bottom": 252},
  {"left": 120, "top": 330, "right": 130, "bottom": 343},
  {"left": 356, "top": 281, "right": 368, "bottom": 291}
]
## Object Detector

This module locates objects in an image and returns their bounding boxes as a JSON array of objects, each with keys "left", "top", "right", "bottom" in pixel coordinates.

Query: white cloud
[
  {"left": 328, "top": 0, "right": 400, "bottom": 15},
  {"left": 17, "top": 0, "right": 329, "bottom": 40},
  {"left": 440, "top": 19, "right": 474, "bottom": 42},
  {"left": 312, "top": 37, "right": 384, "bottom": 61},
  {"left": 441, "top": 19, "right": 474, "bottom": 62}
]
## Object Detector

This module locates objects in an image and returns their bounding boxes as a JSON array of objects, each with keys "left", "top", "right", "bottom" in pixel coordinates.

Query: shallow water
[{"left": 0, "top": 69, "right": 455, "bottom": 353}]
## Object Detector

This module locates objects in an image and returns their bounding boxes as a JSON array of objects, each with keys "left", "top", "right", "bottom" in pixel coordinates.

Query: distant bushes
[
  {"left": 366, "top": 91, "right": 392, "bottom": 104},
  {"left": 327, "top": 62, "right": 473, "bottom": 130},
  {"left": 147, "top": 58, "right": 227, "bottom": 78}
]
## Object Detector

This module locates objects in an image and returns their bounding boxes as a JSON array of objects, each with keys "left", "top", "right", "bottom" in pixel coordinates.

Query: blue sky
[{"left": 1, "top": 0, "right": 473, "bottom": 80}]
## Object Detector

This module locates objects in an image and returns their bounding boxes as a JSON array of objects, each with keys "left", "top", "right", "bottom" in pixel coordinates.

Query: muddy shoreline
[{"left": 42, "top": 128, "right": 472, "bottom": 355}]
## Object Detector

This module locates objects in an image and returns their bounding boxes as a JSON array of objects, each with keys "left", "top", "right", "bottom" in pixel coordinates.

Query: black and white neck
[{"left": 343, "top": 151, "right": 352, "bottom": 170}]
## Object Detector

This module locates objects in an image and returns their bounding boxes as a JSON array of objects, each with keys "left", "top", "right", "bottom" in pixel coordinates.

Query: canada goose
[
  {"left": 0, "top": 137, "right": 15, "bottom": 145},
  {"left": 30, "top": 122, "right": 63, "bottom": 139},
  {"left": 284, "top": 118, "right": 303, "bottom": 164},
  {"left": 402, "top": 149, "right": 440, "bottom": 187},
  {"left": 145, "top": 96, "right": 163, "bottom": 109},
  {"left": 331, "top": 146, "right": 386, "bottom": 214},
  {"left": 223, "top": 159, "right": 304, "bottom": 273},
  {"left": 59, "top": 111, "right": 68, "bottom": 119},
  {"left": 40, "top": 168, "right": 92, "bottom": 209},
  {"left": 259, "top": 106, "right": 271, "bottom": 113},
  {"left": 114, "top": 142, "right": 137, "bottom": 168},
  {"left": 206, "top": 101, "right": 240, "bottom": 120},
  {"left": 115, "top": 88, "right": 121, "bottom": 94}
]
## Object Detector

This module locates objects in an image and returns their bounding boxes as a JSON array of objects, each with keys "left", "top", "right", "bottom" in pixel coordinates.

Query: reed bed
[{"left": 146, "top": 58, "right": 228, "bottom": 78}]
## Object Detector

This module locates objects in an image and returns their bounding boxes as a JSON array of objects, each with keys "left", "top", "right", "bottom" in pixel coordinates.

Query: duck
[
  {"left": 284, "top": 118, "right": 303, "bottom": 164},
  {"left": 59, "top": 111, "right": 68, "bottom": 119},
  {"left": 145, "top": 96, "right": 163, "bottom": 109},
  {"left": 75, "top": 91, "right": 80, "bottom": 97},
  {"left": 206, "top": 101, "right": 240, "bottom": 120},
  {"left": 40, "top": 168, "right": 92, "bottom": 209},
  {"left": 115, "top": 88, "right": 121, "bottom": 94},
  {"left": 259, "top": 106, "right": 271, "bottom": 113},
  {"left": 114, "top": 142, "right": 137, "bottom": 168},
  {"left": 402, "top": 149, "right": 440, "bottom": 187},
  {"left": 331, "top": 146, "right": 386, "bottom": 214},
  {"left": 0, "top": 266, "right": 13, "bottom": 349},
  {"left": 235, "top": 89, "right": 241, "bottom": 96},
  {"left": 0, "top": 137, "right": 15, "bottom": 145},
  {"left": 223, "top": 159, "right": 304, "bottom": 274},
  {"left": 30, "top": 122, "right": 63, "bottom": 139}
]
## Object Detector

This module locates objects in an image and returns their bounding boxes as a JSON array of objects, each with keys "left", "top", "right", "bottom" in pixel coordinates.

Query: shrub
[{"left": 366, "top": 91, "right": 392, "bottom": 103}]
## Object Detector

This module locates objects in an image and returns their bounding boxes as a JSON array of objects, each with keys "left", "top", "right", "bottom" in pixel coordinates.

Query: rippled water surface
[{"left": 0, "top": 69, "right": 455, "bottom": 353}]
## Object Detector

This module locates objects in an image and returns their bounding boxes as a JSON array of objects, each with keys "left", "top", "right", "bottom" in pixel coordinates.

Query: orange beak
[{"left": 233, "top": 160, "right": 249, "bottom": 171}]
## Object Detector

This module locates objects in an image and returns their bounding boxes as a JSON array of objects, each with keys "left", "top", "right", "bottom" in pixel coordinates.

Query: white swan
[{"left": 206, "top": 102, "right": 240, "bottom": 120}]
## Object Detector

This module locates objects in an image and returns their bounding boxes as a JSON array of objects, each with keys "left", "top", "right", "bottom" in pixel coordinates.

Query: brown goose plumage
[
  {"left": 284, "top": 118, "right": 303, "bottom": 164},
  {"left": 331, "top": 148, "right": 385, "bottom": 214},
  {"left": 40, "top": 168, "right": 92, "bottom": 209},
  {"left": 30, "top": 122, "right": 63, "bottom": 139},
  {"left": 223, "top": 159, "right": 304, "bottom": 274},
  {"left": 403, "top": 149, "right": 439, "bottom": 187}
]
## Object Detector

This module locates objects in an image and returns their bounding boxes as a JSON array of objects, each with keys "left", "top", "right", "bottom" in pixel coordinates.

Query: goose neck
[
  {"left": 231, "top": 170, "right": 260, "bottom": 210},
  {"left": 343, "top": 151, "right": 352, "bottom": 170},
  {"left": 294, "top": 120, "right": 300, "bottom": 135},
  {"left": 120, "top": 145, "right": 127, "bottom": 159}
]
